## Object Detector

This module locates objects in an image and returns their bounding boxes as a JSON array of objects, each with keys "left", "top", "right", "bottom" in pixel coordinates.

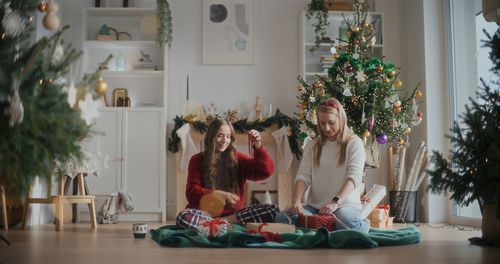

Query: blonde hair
[{"left": 314, "top": 98, "right": 355, "bottom": 167}]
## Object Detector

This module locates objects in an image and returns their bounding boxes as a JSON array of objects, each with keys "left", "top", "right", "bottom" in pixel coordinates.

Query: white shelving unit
[
  {"left": 79, "top": 7, "right": 167, "bottom": 221},
  {"left": 300, "top": 10, "right": 384, "bottom": 84}
]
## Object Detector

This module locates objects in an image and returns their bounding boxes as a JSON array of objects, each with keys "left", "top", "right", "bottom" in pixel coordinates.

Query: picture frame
[
  {"left": 202, "top": 0, "right": 255, "bottom": 64},
  {"left": 112, "top": 88, "right": 128, "bottom": 107}
]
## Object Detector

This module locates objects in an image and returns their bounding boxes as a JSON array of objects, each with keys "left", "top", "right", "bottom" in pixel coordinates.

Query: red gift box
[{"left": 297, "top": 214, "right": 335, "bottom": 231}]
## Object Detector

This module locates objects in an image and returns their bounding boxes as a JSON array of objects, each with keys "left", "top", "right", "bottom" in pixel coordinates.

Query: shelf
[
  {"left": 305, "top": 43, "right": 335, "bottom": 46},
  {"left": 99, "top": 70, "right": 164, "bottom": 78},
  {"left": 305, "top": 72, "right": 328, "bottom": 76},
  {"left": 85, "top": 8, "right": 156, "bottom": 17},
  {"left": 84, "top": 40, "right": 158, "bottom": 47}
]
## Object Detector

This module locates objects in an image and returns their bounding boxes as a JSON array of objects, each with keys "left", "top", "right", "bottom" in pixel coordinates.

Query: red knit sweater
[{"left": 185, "top": 146, "right": 274, "bottom": 216}]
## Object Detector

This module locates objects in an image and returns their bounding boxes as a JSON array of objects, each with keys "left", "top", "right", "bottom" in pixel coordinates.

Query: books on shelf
[{"left": 133, "top": 63, "right": 158, "bottom": 71}]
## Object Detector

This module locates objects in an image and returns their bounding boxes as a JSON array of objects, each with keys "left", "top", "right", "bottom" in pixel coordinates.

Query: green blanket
[{"left": 150, "top": 225, "right": 421, "bottom": 249}]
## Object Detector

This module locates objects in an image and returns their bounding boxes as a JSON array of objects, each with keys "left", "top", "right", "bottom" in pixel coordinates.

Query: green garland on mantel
[{"left": 167, "top": 109, "right": 303, "bottom": 159}]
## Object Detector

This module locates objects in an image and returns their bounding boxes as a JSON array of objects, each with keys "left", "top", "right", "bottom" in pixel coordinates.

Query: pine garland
[
  {"left": 168, "top": 109, "right": 303, "bottom": 159},
  {"left": 156, "top": 0, "right": 173, "bottom": 48}
]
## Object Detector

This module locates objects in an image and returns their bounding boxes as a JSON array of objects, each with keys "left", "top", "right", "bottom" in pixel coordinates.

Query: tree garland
[{"left": 168, "top": 109, "right": 303, "bottom": 159}]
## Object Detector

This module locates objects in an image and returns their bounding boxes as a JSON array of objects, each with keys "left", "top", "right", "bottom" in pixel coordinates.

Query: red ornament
[
  {"left": 345, "top": 65, "right": 354, "bottom": 73},
  {"left": 38, "top": 2, "right": 47, "bottom": 12},
  {"left": 417, "top": 111, "right": 424, "bottom": 118}
]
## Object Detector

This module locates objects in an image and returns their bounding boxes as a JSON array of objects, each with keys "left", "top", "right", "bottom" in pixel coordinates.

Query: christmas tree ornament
[
  {"left": 377, "top": 66, "right": 384, "bottom": 72},
  {"left": 398, "top": 138, "right": 405, "bottom": 145},
  {"left": 355, "top": 71, "right": 366, "bottom": 82},
  {"left": 79, "top": 93, "right": 101, "bottom": 125},
  {"left": 2, "top": 4, "right": 25, "bottom": 37},
  {"left": 342, "top": 83, "right": 352, "bottom": 97},
  {"left": 383, "top": 77, "right": 390, "bottom": 83},
  {"left": 51, "top": 43, "right": 64, "bottom": 65},
  {"left": 417, "top": 111, "right": 424, "bottom": 118},
  {"left": 352, "top": 53, "right": 359, "bottom": 59},
  {"left": 393, "top": 100, "right": 401, "bottom": 107},
  {"left": 43, "top": 0, "right": 60, "bottom": 30},
  {"left": 415, "top": 90, "right": 423, "bottom": 97},
  {"left": 353, "top": 26, "right": 360, "bottom": 32},
  {"left": 363, "top": 130, "right": 371, "bottom": 138},
  {"left": 394, "top": 106, "right": 401, "bottom": 113},
  {"left": 403, "top": 127, "right": 411, "bottom": 134},
  {"left": 376, "top": 133, "right": 388, "bottom": 144},
  {"left": 395, "top": 79, "right": 402, "bottom": 88},
  {"left": 5, "top": 79, "right": 24, "bottom": 127},
  {"left": 389, "top": 70, "right": 396, "bottom": 77},
  {"left": 43, "top": 12, "right": 59, "bottom": 30},
  {"left": 333, "top": 53, "right": 339, "bottom": 59},
  {"left": 38, "top": 1, "right": 47, "bottom": 12},
  {"left": 96, "top": 78, "right": 107, "bottom": 95},
  {"left": 296, "top": 85, "right": 303, "bottom": 93},
  {"left": 65, "top": 81, "right": 77, "bottom": 108},
  {"left": 330, "top": 46, "right": 336, "bottom": 54},
  {"left": 390, "top": 119, "right": 398, "bottom": 129},
  {"left": 368, "top": 114, "right": 375, "bottom": 131},
  {"left": 345, "top": 65, "right": 354, "bottom": 73}
]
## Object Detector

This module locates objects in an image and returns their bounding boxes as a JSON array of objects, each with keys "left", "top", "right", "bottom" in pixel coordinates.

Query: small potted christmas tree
[{"left": 428, "top": 28, "right": 500, "bottom": 246}]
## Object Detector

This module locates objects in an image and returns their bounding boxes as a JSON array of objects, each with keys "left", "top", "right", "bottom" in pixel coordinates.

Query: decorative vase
[{"left": 482, "top": 204, "right": 500, "bottom": 244}]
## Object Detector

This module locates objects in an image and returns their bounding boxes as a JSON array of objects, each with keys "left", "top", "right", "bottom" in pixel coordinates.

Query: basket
[{"left": 95, "top": 194, "right": 119, "bottom": 224}]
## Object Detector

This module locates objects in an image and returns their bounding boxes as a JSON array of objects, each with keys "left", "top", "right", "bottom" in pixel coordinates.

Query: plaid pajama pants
[{"left": 176, "top": 203, "right": 279, "bottom": 230}]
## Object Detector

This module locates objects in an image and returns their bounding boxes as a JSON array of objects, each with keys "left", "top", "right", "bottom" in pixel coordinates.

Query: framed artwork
[{"left": 202, "top": 0, "right": 254, "bottom": 64}]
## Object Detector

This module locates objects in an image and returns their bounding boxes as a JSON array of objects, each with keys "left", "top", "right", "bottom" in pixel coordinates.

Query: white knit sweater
[{"left": 295, "top": 136, "right": 366, "bottom": 210}]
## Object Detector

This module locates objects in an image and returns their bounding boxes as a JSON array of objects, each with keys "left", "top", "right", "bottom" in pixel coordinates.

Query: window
[{"left": 446, "top": 0, "right": 497, "bottom": 223}]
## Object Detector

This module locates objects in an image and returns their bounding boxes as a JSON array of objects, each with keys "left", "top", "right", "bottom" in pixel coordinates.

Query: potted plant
[
  {"left": 428, "top": 28, "right": 500, "bottom": 245},
  {"left": 306, "top": 0, "right": 330, "bottom": 52}
]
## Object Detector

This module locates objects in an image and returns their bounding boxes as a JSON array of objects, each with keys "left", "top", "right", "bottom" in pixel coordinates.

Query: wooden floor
[{"left": 1, "top": 222, "right": 498, "bottom": 264}]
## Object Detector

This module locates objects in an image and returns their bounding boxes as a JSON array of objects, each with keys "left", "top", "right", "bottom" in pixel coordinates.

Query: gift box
[
  {"left": 297, "top": 214, "right": 335, "bottom": 231},
  {"left": 196, "top": 219, "right": 230, "bottom": 238},
  {"left": 368, "top": 204, "right": 393, "bottom": 228},
  {"left": 246, "top": 223, "right": 296, "bottom": 234}
]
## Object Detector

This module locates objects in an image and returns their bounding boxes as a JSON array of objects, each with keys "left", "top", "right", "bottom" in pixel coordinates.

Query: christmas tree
[
  {"left": 0, "top": 0, "right": 109, "bottom": 195},
  {"left": 297, "top": 0, "right": 423, "bottom": 152}
]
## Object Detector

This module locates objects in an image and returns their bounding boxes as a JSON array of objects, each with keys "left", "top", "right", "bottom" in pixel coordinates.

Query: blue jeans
[{"left": 275, "top": 204, "right": 369, "bottom": 233}]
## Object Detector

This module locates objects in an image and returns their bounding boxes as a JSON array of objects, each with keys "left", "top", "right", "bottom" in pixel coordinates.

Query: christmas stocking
[
  {"left": 177, "top": 123, "right": 199, "bottom": 172},
  {"left": 272, "top": 126, "right": 293, "bottom": 173}
]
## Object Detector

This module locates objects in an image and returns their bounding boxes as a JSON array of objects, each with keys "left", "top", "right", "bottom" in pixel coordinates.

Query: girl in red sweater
[{"left": 176, "top": 119, "right": 279, "bottom": 229}]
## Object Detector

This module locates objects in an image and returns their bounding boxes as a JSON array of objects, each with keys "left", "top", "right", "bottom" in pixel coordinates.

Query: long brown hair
[
  {"left": 202, "top": 119, "right": 240, "bottom": 193},
  {"left": 314, "top": 98, "right": 355, "bottom": 167}
]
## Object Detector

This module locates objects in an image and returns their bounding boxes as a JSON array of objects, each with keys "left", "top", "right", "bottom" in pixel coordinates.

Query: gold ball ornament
[
  {"left": 383, "top": 77, "right": 390, "bottom": 83},
  {"left": 333, "top": 53, "right": 340, "bottom": 59},
  {"left": 389, "top": 70, "right": 396, "bottom": 77},
  {"left": 364, "top": 22, "right": 370, "bottom": 28},
  {"left": 353, "top": 26, "right": 360, "bottom": 32},
  {"left": 38, "top": 2, "right": 47, "bottom": 12},
  {"left": 377, "top": 66, "right": 384, "bottom": 72},
  {"left": 416, "top": 90, "right": 423, "bottom": 97},
  {"left": 96, "top": 78, "right": 107, "bottom": 95},
  {"left": 395, "top": 79, "right": 402, "bottom": 88},
  {"left": 394, "top": 106, "right": 401, "bottom": 113},
  {"left": 43, "top": 13, "right": 60, "bottom": 30},
  {"left": 363, "top": 130, "right": 371, "bottom": 138},
  {"left": 398, "top": 138, "right": 405, "bottom": 145},
  {"left": 404, "top": 127, "right": 411, "bottom": 134},
  {"left": 393, "top": 100, "right": 401, "bottom": 107},
  {"left": 314, "top": 81, "right": 323, "bottom": 89},
  {"left": 46, "top": 0, "right": 59, "bottom": 13},
  {"left": 346, "top": 31, "right": 351, "bottom": 36}
]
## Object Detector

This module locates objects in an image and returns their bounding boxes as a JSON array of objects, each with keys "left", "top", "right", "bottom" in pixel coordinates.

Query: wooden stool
[
  {"left": 1, "top": 185, "right": 7, "bottom": 231},
  {"left": 22, "top": 173, "right": 97, "bottom": 231}
]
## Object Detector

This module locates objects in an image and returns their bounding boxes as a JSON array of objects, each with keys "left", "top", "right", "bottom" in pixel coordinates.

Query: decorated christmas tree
[
  {"left": 297, "top": 0, "right": 424, "bottom": 164},
  {"left": 0, "top": 0, "right": 109, "bottom": 195}
]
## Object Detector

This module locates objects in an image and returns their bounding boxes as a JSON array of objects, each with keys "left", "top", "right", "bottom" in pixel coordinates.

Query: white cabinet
[
  {"left": 300, "top": 10, "right": 383, "bottom": 84},
  {"left": 79, "top": 7, "right": 167, "bottom": 221},
  {"left": 80, "top": 108, "right": 166, "bottom": 221}
]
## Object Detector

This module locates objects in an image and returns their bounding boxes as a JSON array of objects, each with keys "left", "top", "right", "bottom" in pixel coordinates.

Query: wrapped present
[
  {"left": 368, "top": 205, "right": 393, "bottom": 228},
  {"left": 246, "top": 223, "right": 296, "bottom": 234},
  {"left": 360, "top": 184, "right": 387, "bottom": 219},
  {"left": 297, "top": 214, "right": 335, "bottom": 231},
  {"left": 371, "top": 217, "right": 395, "bottom": 228},
  {"left": 196, "top": 219, "right": 230, "bottom": 238}
]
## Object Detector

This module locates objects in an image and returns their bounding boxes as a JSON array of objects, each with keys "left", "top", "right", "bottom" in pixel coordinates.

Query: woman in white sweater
[{"left": 275, "top": 98, "right": 369, "bottom": 232}]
